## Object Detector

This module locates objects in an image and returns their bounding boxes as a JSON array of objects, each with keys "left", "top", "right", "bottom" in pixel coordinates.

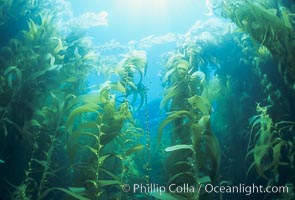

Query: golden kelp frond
[
  {"left": 187, "top": 95, "right": 212, "bottom": 116},
  {"left": 23, "top": 12, "right": 56, "bottom": 48},
  {"left": 110, "top": 81, "right": 127, "bottom": 93},
  {"left": 160, "top": 83, "right": 182, "bottom": 109},
  {"left": 3, "top": 65, "right": 22, "bottom": 87},
  {"left": 115, "top": 51, "right": 148, "bottom": 111},
  {"left": 165, "top": 144, "right": 195, "bottom": 152},
  {"left": 189, "top": 71, "right": 206, "bottom": 94},
  {"left": 65, "top": 103, "right": 100, "bottom": 133},
  {"left": 165, "top": 53, "right": 186, "bottom": 70},
  {"left": 190, "top": 71, "right": 205, "bottom": 84},
  {"left": 119, "top": 50, "right": 147, "bottom": 83},
  {"left": 8, "top": 38, "right": 20, "bottom": 53},
  {"left": 118, "top": 101, "right": 133, "bottom": 121},
  {"left": 246, "top": 140, "right": 275, "bottom": 180},
  {"left": 67, "top": 131, "right": 100, "bottom": 161},
  {"left": 124, "top": 50, "right": 147, "bottom": 75},
  {"left": 23, "top": 18, "right": 38, "bottom": 42},
  {"left": 125, "top": 144, "right": 144, "bottom": 156},
  {"left": 66, "top": 94, "right": 103, "bottom": 110},
  {"left": 279, "top": 7, "right": 293, "bottom": 29},
  {"left": 160, "top": 76, "right": 205, "bottom": 111},
  {"left": 50, "top": 37, "right": 67, "bottom": 59},
  {"left": 167, "top": 171, "right": 195, "bottom": 185},
  {"left": 248, "top": 105, "right": 273, "bottom": 149},
  {"left": 68, "top": 122, "right": 100, "bottom": 154},
  {"left": 163, "top": 55, "right": 190, "bottom": 85},
  {"left": 190, "top": 115, "right": 211, "bottom": 143},
  {"left": 40, "top": 11, "right": 53, "bottom": 28},
  {"left": 158, "top": 110, "right": 194, "bottom": 144}
]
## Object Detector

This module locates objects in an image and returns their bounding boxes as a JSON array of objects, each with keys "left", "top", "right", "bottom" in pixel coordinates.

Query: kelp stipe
[{"left": 143, "top": 88, "right": 152, "bottom": 185}]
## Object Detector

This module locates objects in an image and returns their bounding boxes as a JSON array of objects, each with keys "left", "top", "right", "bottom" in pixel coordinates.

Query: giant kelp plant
[
  {"left": 0, "top": 0, "right": 99, "bottom": 199},
  {"left": 64, "top": 51, "right": 148, "bottom": 199},
  {"left": 157, "top": 53, "right": 220, "bottom": 200},
  {"left": 247, "top": 105, "right": 295, "bottom": 182}
]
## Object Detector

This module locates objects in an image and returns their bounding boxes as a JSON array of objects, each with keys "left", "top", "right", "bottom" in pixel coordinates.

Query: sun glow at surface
[
  {"left": 112, "top": 0, "right": 169, "bottom": 28},
  {"left": 127, "top": 0, "right": 168, "bottom": 14},
  {"left": 71, "top": 0, "right": 207, "bottom": 42}
]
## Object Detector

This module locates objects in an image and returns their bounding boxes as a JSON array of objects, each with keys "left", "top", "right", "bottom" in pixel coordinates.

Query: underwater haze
[{"left": 0, "top": 0, "right": 295, "bottom": 200}]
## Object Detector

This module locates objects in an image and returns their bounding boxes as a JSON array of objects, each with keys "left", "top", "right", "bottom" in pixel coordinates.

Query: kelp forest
[{"left": 0, "top": 0, "right": 295, "bottom": 199}]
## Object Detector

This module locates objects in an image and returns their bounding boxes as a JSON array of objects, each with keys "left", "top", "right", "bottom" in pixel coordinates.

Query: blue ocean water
[{"left": 74, "top": 0, "right": 211, "bottom": 101}]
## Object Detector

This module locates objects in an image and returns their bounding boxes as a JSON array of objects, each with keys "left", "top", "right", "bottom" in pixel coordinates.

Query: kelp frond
[{"left": 158, "top": 110, "right": 194, "bottom": 144}]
